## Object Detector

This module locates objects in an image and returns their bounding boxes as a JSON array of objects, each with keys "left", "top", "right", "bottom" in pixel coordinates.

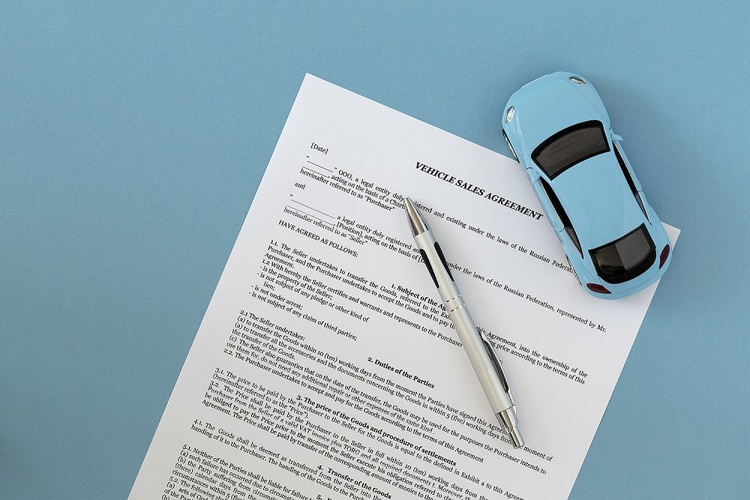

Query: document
[{"left": 130, "top": 75, "right": 679, "bottom": 500}]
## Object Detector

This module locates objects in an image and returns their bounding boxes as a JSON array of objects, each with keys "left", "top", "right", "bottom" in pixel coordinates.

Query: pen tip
[{"left": 402, "top": 197, "right": 428, "bottom": 236}]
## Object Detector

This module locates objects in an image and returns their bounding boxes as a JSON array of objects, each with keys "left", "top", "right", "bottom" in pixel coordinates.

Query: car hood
[
  {"left": 552, "top": 152, "right": 645, "bottom": 249},
  {"left": 511, "top": 74, "right": 610, "bottom": 152}
]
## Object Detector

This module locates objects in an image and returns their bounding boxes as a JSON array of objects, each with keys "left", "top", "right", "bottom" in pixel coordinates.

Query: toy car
[{"left": 501, "top": 71, "right": 671, "bottom": 299}]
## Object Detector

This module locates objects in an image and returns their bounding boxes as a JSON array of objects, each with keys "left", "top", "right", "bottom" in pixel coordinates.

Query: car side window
[
  {"left": 613, "top": 144, "right": 650, "bottom": 220},
  {"left": 539, "top": 178, "right": 582, "bottom": 255}
]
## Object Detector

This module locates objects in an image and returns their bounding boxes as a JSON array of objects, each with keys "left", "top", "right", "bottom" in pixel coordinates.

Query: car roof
[{"left": 552, "top": 152, "right": 646, "bottom": 249}]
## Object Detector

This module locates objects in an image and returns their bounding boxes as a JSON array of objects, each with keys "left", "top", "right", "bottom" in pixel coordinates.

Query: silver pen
[{"left": 403, "top": 197, "right": 524, "bottom": 448}]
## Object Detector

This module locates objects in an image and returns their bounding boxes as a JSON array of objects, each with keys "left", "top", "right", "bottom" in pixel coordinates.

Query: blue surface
[{"left": 1, "top": 2, "right": 747, "bottom": 498}]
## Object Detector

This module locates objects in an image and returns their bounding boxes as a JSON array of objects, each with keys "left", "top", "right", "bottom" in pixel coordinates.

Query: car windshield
[
  {"left": 590, "top": 224, "right": 656, "bottom": 284},
  {"left": 532, "top": 121, "right": 610, "bottom": 179}
]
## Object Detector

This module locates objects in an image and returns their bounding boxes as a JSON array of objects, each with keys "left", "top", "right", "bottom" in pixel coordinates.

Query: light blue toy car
[{"left": 502, "top": 71, "right": 672, "bottom": 299}]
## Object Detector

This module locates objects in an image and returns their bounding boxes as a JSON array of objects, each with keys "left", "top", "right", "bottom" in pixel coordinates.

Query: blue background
[{"left": 2, "top": 2, "right": 748, "bottom": 498}]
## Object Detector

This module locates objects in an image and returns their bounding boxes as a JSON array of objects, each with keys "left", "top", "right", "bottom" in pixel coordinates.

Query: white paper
[{"left": 130, "top": 75, "right": 679, "bottom": 500}]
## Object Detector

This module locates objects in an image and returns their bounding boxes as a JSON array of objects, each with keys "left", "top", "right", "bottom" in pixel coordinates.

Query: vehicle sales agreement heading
[{"left": 130, "top": 75, "right": 678, "bottom": 500}]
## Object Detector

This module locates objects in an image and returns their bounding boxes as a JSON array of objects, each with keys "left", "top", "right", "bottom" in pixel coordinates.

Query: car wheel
[{"left": 502, "top": 131, "right": 519, "bottom": 162}]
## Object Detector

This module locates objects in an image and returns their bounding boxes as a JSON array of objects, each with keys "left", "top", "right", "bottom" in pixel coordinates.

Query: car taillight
[
  {"left": 659, "top": 245, "right": 670, "bottom": 268},
  {"left": 587, "top": 283, "right": 611, "bottom": 294}
]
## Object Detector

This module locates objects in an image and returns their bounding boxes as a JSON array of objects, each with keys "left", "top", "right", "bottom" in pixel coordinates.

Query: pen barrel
[
  {"left": 415, "top": 232, "right": 516, "bottom": 415},
  {"left": 444, "top": 292, "right": 517, "bottom": 414}
]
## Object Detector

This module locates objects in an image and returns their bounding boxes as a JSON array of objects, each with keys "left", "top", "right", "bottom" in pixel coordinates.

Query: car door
[{"left": 527, "top": 168, "right": 563, "bottom": 233}]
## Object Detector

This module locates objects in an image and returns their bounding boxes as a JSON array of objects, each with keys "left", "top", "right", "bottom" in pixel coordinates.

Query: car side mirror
[{"left": 612, "top": 133, "right": 623, "bottom": 142}]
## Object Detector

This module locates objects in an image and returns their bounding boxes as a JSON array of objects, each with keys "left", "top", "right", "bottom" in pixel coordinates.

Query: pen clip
[{"left": 479, "top": 331, "right": 514, "bottom": 404}]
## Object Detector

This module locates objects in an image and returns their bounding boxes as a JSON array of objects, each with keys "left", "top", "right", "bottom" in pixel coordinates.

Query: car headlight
[
  {"left": 569, "top": 76, "right": 587, "bottom": 85},
  {"left": 504, "top": 106, "right": 515, "bottom": 123}
]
